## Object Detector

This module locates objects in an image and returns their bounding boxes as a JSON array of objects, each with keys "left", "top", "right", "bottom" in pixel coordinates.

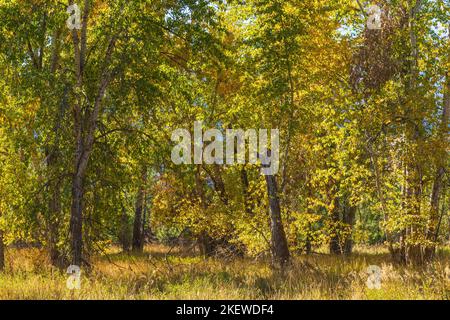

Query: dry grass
[{"left": 0, "top": 244, "right": 449, "bottom": 300}]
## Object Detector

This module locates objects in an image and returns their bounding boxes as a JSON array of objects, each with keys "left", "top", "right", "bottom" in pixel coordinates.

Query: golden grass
[{"left": 0, "top": 244, "right": 448, "bottom": 300}]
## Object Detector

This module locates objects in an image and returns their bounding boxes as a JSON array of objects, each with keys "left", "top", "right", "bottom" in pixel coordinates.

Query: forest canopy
[{"left": 0, "top": 0, "right": 448, "bottom": 281}]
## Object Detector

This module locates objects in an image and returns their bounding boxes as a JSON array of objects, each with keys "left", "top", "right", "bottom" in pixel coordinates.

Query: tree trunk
[
  {"left": 265, "top": 173, "right": 290, "bottom": 268},
  {"left": 0, "top": 229, "right": 4, "bottom": 272},
  {"left": 426, "top": 26, "right": 450, "bottom": 260},
  {"left": 199, "top": 232, "right": 216, "bottom": 257},
  {"left": 305, "top": 231, "right": 312, "bottom": 255},
  {"left": 405, "top": 168, "right": 423, "bottom": 265},
  {"left": 68, "top": 0, "right": 117, "bottom": 265},
  {"left": 120, "top": 206, "right": 131, "bottom": 252},
  {"left": 329, "top": 197, "right": 341, "bottom": 255},
  {"left": 132, "top": 193, "right": 144, "bottom": 252},
  {"left": 143, "top": 197, "right": 156, "bottom": 243},
  {"left": 142, "top": 197, "right": 147, "bottom": 242},
  {"left": 402, "top": 0, "right": 425, "bottom": 266},
  {"left": 343, "top": 207, "right": 356, "bottom": 255},
  {"left": 329, "top": 203, "right": 355, "bottom": 255},
  {"left": 132, "top": 169, "right": 147, "bottom": 252},
  {"left": 425, "top": 167, "right": 445, "bottom": 260},
  {"left": 70, "top": 172, "right": 84, "bottom": 266}
]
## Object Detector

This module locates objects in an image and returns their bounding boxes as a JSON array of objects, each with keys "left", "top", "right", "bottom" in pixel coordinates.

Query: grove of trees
[{"left": 0, "top": 0, "right": 448, "bottom": 272}]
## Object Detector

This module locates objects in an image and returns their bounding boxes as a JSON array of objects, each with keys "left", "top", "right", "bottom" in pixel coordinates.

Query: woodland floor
[{"left": 0, "top": 244, "right": 449, "bottom": 300}]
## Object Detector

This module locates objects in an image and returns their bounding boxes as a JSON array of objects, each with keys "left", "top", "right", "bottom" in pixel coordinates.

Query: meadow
[{"left": 0, "top": 244, "right": 448, "bottom": 300}]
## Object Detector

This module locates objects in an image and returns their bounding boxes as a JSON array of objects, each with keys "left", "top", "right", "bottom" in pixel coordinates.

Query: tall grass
[{"left": 0, "top": 244, "right": 448, "bottom": 300}]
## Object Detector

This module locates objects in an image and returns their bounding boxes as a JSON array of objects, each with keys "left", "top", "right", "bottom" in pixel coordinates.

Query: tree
[{"left": 132, "top": 168, "right": 147, "bottom": 252}]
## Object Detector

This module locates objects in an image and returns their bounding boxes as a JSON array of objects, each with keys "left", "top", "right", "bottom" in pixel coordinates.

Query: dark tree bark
[
  {"left": 142, "top": 198, "right": 148, "bottom": 242},
  {"left": 343, "top": 205, "right": 356, "bottom": 255},
  {"left": 143, "top": 197, "right": 156, "bottom": 243},
  {"left": 132, "top": 170, "right": 147, "bottom": 252},
  {"left": 132, "top": 193, "right": 144, "bottom": 252},
  {"left": 264, "top": 173, "right": 290, "bottom": 268},
  {"left": 329, "top": 197, "right": 341, "bottom": 255},
  {"left": 120, "top": 206, "right": 131, "bottom": 252},
  {"left": 68, "top": 0, "right": 118, "bottom": 265},
  {"left": 305, "top": 234, "right": 312, "bottom": 255},
  {"left": 199, "top": 232, "right": 216, "bottom": 257}
]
